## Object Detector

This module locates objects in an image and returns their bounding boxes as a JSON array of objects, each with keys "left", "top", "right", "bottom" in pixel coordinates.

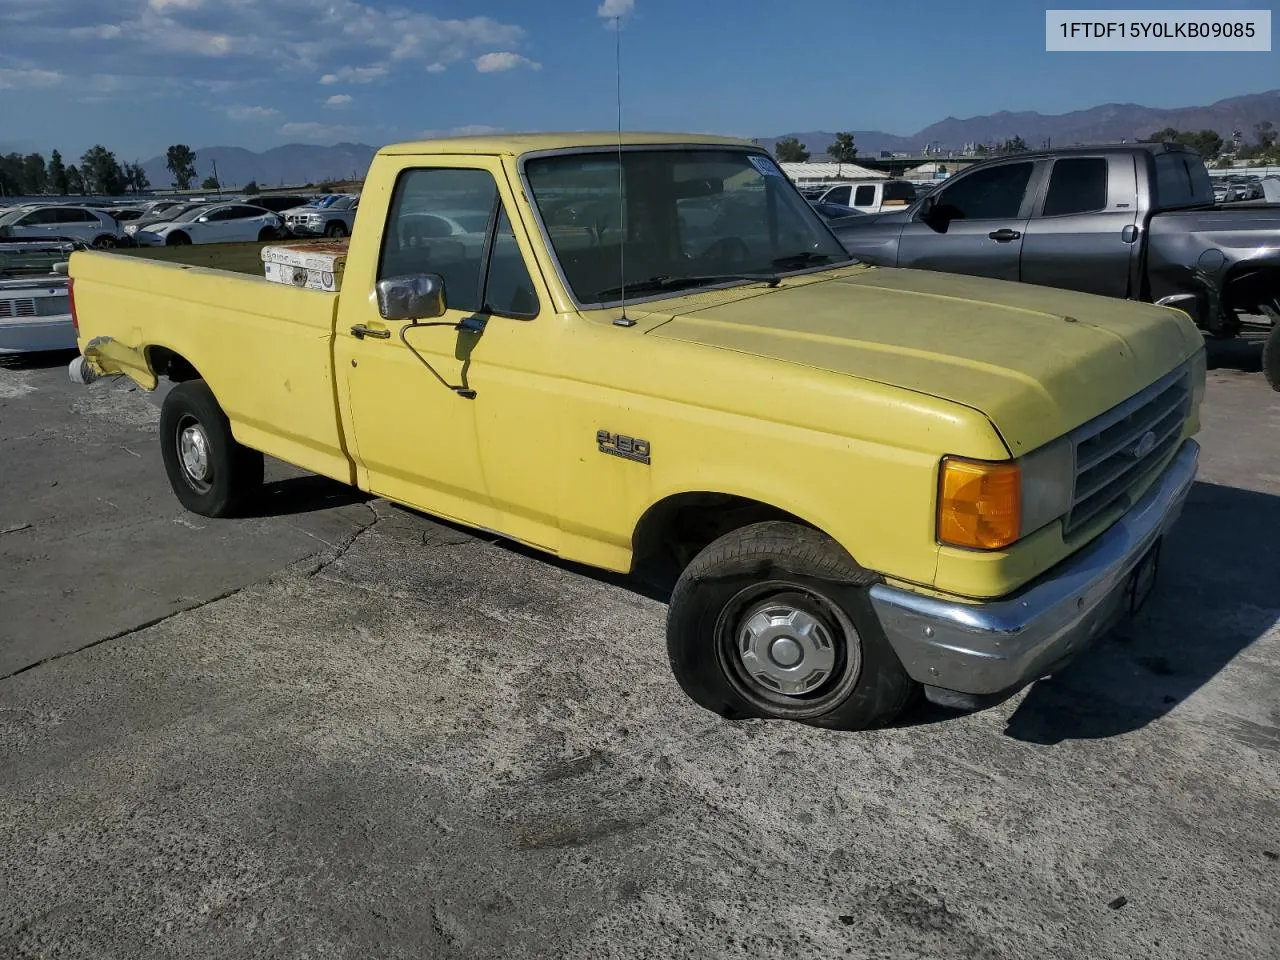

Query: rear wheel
[
  {"left": 91, "top": 235, "right": 116, "bottom": 249},
  {"left": 165, "top": 231, "right": 191, "bottom": 246},
  {"left": 324, "top": 221, "right": 349, "bottom": 238},
  {"left": 159, "top": 380, "right": 263, "bottom": 517},
  {"left": 666, "top": 521, "right": 917, "bottom": 730}
]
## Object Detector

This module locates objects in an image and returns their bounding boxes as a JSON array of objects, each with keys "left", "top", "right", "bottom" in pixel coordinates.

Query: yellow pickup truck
[{"left": 69, "top": 132, "right": 1205, "bottom": 730}]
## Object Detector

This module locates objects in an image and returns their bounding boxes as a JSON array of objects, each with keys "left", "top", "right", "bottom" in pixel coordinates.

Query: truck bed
[{"left": 114, "top": 240, "right": 276, "bottom": 276}]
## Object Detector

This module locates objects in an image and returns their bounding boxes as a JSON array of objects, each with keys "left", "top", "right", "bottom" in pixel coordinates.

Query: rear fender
[{"left": 81, "top": 336, "right": 158, "bottom": 390}]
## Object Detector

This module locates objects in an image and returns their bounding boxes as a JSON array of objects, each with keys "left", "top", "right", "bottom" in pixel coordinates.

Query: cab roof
[{"left": 379, "top": 131, "right": 758, "bottom": 157}]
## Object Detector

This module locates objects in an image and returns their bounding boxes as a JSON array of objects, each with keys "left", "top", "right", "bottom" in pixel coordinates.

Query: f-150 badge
[{"left": 597, "top": 430, "right": 651, "bottom": 465}]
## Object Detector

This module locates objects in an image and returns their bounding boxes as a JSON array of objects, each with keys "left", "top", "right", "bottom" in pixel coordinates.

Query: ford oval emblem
[{"left": 1131, "top": 430, "right": 1157, "bottom": 459}]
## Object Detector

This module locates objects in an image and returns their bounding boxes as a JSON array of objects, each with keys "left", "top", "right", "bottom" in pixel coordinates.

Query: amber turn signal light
[{"left": 938, "top": 457, "right": 1022, "bottom": 550}]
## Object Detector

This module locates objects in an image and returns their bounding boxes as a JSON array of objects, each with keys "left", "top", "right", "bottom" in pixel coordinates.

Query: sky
[{"left": 0, "top": 0, "right": 1276, "bottom": 162}]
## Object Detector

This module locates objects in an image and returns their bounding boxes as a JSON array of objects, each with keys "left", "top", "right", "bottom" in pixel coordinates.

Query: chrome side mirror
[{"left": 377, "top": 273, "right": 447, "bottom": 321}]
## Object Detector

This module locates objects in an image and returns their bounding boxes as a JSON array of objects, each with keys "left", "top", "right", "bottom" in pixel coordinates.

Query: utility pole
[{"left": 212, "top": 159, "right": 222, "bottom": 196}]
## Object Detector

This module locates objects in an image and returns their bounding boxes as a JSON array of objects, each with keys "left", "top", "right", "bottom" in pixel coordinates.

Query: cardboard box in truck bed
[{"left": 261, "top": 239, "right": 348, "bottom": 292}]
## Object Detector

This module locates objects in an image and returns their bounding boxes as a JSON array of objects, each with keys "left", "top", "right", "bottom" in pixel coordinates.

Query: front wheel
[
  {"left": 666, "top": 521, "right": 917, "bottom": 730},
  {"left": 91, "top": 235, "right": 116, "bottom": 249},
  {"left": 165, "top": 231, "right": 191, "bottom": 246},
  {"left": 159, "top": 380, "right": 264, "bottom": 517},
  {"left": 324, "top": 221, "right": 349, "bottom": 239},
  {"left": 258, "top": 226, "right": 280, "bottom": 242}
]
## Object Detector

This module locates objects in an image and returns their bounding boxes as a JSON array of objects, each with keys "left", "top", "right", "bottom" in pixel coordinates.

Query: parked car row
[
  {"left": 1211, "top": 174, "right": 1269, "bottom": 202},
  {"left": 0, "top": 191, "right": 360, "bottom": 249}
]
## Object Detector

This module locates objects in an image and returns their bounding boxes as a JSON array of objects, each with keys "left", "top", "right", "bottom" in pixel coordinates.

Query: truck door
[
  {"left": 896, "top": 159, "right": 1038, "bottom": 281},
  {"left": 1020, "top": 154, "right": 1139, "bottom": 298},
  {"left": 334, "top": 161, "right": 506, "bottom": 533}
]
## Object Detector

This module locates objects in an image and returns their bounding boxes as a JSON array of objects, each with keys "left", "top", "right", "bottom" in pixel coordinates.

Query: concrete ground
[{"left": 1, "top": 347, "right": 1277, "bottom": 960}]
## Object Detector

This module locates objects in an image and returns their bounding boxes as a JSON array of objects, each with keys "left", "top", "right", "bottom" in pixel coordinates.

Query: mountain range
[
  {"left": 132, "top": 90, "right": 1280, "bottom": 188},
  {"left": 756, "top": 89, "right": 1280, "bottom": 158},
  {"left": 139, "top": 143, "right": 377, "bottom": 191}
]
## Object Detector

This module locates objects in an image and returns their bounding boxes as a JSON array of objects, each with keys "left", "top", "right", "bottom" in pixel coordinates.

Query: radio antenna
[{"left": 612, "top": 14, "right": 634, "bottom": 327}]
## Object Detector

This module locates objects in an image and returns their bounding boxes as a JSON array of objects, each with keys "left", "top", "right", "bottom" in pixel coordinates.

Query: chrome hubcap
[
  {"left": 178, "top": 420, "right": 212, "bottom": 491},
  {"left": 737, "top": 602, "right": 837, "bottom": 696}
]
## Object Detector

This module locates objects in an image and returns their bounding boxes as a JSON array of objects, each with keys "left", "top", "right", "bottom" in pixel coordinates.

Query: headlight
[{"left": 937, "top": 438, "right": 1073, "bottom": 550}]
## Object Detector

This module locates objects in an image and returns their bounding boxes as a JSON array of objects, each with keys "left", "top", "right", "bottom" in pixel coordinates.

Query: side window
[
  {"left": 19, "top": 209, "right": 58, "bottom": 226},
  {"left": 853, "top": 184, "right": 876, "bottom": 206},
  {"left": 935, "top": 162, "right": 1034, "bottom": 220},
  {"left": 1041, "top": 158, "right": 1108, "bottom": 216},
  {"left": 379, "top": 168, "right": 498, "bottom": 315},
  {"left": 201, "top": 208, "right": 230, "bottom": 222},
  {"left": 482, "top": 208, "right": 539, "bottom": 318},
  {"left": 59, "top": 208, "right": 97, "bottom": 223},
  {"left": 825, "top": 185, "right": 851, "bottom": 205}
]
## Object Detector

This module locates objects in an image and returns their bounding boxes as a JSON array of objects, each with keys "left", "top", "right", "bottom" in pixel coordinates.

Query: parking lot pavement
[{"left": 2, "top": 355, "right": 1278, "bottom": 960}]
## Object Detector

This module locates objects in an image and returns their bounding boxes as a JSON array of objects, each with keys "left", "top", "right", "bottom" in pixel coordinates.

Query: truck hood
[{"left": 646, "top": 267, "right": 1203, "bottom": 454}]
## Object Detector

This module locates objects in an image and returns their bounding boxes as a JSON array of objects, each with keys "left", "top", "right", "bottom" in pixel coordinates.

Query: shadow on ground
[
  {"left": 247, "top": 474, "right": 373, "bottom": 518},
  {"left": 1004, "top": 480, "right": 1280, "bottom": 744},
  {"left": 0, "top": 348, "right": 78, "bottom": 371}
]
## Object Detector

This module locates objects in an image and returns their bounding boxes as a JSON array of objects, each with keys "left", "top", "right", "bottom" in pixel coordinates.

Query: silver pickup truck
[
  {"left": 282, "top": 195, "right": 360, "bottom": 238},
  {"left": 829, "top": 142, "right": 1280, "bottom": 389}
]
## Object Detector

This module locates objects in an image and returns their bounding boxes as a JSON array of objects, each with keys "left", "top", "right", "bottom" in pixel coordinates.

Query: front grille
[
  {"left": 0, "top": 298, "right": 37, "bottom": 319},
  {"left": 1065, "top": 364, "right": 1192, "bottom": 535}
]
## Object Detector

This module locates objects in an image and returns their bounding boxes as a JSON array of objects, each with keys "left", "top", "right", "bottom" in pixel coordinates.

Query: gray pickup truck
[{"left": 829, "top": 142, "right": 1280, "bottom": 388}]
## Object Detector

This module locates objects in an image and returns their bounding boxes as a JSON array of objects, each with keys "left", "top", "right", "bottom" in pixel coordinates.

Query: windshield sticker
[{"left": 749, "top": 155, "right": 781, "bottom": 177}]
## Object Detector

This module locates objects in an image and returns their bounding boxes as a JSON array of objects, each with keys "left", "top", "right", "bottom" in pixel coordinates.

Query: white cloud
[
  {"left": 227, "top": 104, "right": 278, "bottom": 121},
  {"left": 474, "top": 51, "right": 540, "bottom": 73},
  {"left": 0, "top": 66, "right": 63, "bottom": 89},
  {"left": 325, "top": 94, "right": 352, "bottom": 108},
  {"left": 426, "top": 63, "right": 447, "bottom": 74},
  {"left": 320, "top": 65, "right": 387, "bottom": 85},
  {"left": 279, "top": 121, "right": 359, "bottom": 142},
  {"left": 0, "top": 1, "right": 529, "bottom": 90},
  {"left": 597, "top": 0, "right": 635, "bottom": 18}
]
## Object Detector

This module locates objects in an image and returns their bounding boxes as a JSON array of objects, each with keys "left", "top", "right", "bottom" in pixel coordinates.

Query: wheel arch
[
  {"left": 1222, "top": 259, "right": 1280, "bottom": 315},
  {"left": 629, "top": 490, "right": 846, "bottom": 588},
  {"left": 145, "top": 344, "right": 204, "bottom": 383}
]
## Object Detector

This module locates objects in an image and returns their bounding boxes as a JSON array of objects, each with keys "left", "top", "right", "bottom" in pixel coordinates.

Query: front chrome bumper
[{"left": 869, "top": 439, "right": 1199, "bottom": 697}]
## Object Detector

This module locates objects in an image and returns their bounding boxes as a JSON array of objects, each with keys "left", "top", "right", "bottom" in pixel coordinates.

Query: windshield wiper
[
  {"left": 770, "top": 252, "right": 848, "bottom": 270},
  {"left": 590, "top": 272, "right": 780, "bottom": 301}
]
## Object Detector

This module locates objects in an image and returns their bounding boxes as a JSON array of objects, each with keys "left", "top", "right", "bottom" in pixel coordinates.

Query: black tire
[
  {"left": 91, "top": 235, "right": 116, "bottom": 249},
  {"left": 1262, "top": 301, "right": 1280, "bottom": 392},
  {"left": 159, "top": 380, "right": 263, "bottom": 517},
  {"left": 257, "top": 226, "right": 279, "bottom": 242},
  {"left": 666, "top": 521, "right": 917, "bottom": 731},
  {"left": 324, "top": 221, "right": 349, "bottom": 238},
  {"left": 165, "top": 231, "right": 191, "bottom": 246}
]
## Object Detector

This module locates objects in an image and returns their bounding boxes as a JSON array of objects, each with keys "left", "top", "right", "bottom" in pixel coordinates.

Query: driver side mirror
[
  {"left": 377, "top": 273, "right": 447, "bottom": 321},
  {"left": 917, "top": 195, "right": 937, "bottom": 222}
]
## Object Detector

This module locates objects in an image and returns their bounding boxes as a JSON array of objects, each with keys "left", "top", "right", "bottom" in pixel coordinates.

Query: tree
[
  {"left": 80, "top": 145, "right": 127, "bottom": 195},
  {"left": 1140, "top": 127, "right": 1222, "bottom": 159},
  {"left": 22, "top": 154, "right": 48, "bottom": 195},
  {"left": 123, "top": 162, "right": 150, "bottom": 194},
  {"left": 243, "top": 180, "right": 260, "bottom": 195},
  {"left": 1255, "top": 120, "right": 1276, "bottom": 152},
  {"left": 996, "top": 136, "right": 1028, "bottom": 154},
  {"left": 773, "top": 137, "right": 809, "bottom": 163},
  {"left": 826, "top": 132, "right": 857, "bottom": 164},
  {"left": 48, "top": 149, "right": 68, "bottom": 195},
  {"left": 201, "top": 175, "right": 221, "bottom": 191},
  {"left": 66, "top": 165, "right": 85, "bottom": 195},
  {"left": 166, "top": 144, "right": 197, "bottom": 190}
]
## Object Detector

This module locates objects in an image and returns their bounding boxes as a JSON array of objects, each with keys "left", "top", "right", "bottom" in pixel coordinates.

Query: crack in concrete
[
  {"left": 0, "top": 582, "right": 253, "bottom": 684},
  {"left": 1, "top": 501, "right": 383, "bottom": 685}
]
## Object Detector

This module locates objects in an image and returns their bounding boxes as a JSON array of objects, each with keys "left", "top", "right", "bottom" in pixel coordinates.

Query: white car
[
  {"left": 0, "top": 205, "right": 123, "bottom": 248},
  {"left": 133, "top": 203, "right": 283, "bottom": 246}
]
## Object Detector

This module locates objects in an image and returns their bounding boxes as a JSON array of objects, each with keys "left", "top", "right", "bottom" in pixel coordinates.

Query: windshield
[
  {"left": 0, "top": 210, "right": 24, "bottom": 226},
  {"left": 524, "top": 148, "right": 852, "bottom": 305}
]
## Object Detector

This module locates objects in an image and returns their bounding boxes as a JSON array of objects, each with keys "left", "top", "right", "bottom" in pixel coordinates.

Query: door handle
[
  {"left": 1121, "top": 224, "right": 1139, "bottom": 243},
  {"left": 988, "top": 228, "right": 1021, "bottom": 242},
  {"left": 350, "top": 323, "right": 391, "bottom": 340}
]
